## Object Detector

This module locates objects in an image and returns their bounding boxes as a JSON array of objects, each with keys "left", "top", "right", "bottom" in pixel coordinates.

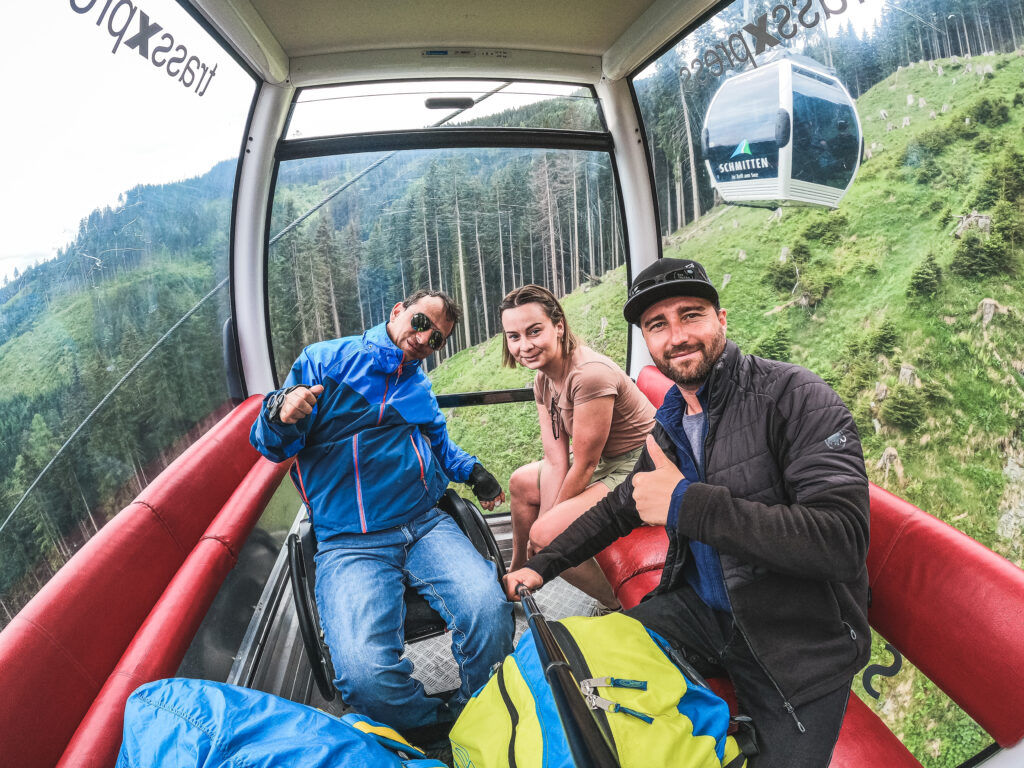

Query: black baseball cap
[{"left": 623, "top": 258, "right": 720, "bottom": 324}]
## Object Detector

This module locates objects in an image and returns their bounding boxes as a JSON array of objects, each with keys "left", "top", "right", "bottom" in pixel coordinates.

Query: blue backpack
[{"left": 116, "top": 678, "right": 446, "bottom": 768}]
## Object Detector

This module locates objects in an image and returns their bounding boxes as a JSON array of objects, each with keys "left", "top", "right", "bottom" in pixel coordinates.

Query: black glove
[
  {"left": 468, "top": 463, "right": 502, "bottom": 502},
  {"left": 266, "top": 384, "right": 311, "bottom": 425}
]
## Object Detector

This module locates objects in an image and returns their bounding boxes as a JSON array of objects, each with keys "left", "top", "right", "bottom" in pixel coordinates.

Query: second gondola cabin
[{"left": 702, "top": 53, "right": 862, "bottom": 208}]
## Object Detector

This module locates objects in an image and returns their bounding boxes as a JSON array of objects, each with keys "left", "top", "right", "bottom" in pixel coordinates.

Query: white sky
[
  {"left": 0, "top": 0, "right": 886, "bottom": 284},
  {"left": 0, "top": 0, "right": 254, "bottom": 282}
]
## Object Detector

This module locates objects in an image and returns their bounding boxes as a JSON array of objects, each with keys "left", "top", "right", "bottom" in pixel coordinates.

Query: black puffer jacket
[{"left": 526, "top": 340, "right": 870, "bottom": 705}]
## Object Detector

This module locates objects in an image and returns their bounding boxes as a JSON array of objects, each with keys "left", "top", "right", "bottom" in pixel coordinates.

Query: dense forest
[{"left": 266, "top": 147, "right": 626, "bottom": 378}]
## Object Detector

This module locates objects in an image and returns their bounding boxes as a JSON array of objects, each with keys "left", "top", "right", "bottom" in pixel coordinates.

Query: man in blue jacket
[{"left": 251, "top": 289, "right": 514, "bottom": 732}]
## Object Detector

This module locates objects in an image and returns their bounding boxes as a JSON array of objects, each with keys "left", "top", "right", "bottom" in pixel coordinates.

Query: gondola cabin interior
[{"left": 1, "top": 1, "right": 1023, "bottom": 766}]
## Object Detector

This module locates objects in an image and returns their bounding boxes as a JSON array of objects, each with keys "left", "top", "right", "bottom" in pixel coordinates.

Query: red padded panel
[
  {"left": 637, "top": 365, "right": 673, "bottom": 408},
  {"left": 57, "top": 456, "right": 291, "bottom": 768},
  {"left": 132, "top": 396, "right": 264, "bottom": 555},
  {"left": 617, "top": 570, "right": 665, "bottom": 611},
  {"left": 866, "top": 483, "right": 1024, "bottom": 747},
  {"left": 706, "top": 677, "right": 739, "bottom": 715},
  {"left": 58, "top": 539, "right": 236, "bottom": 768},
  {"left": 595, "top": 526, "right": 668, "bottom": 610},
  {"left": 829, "top": 694, "right": 922, "bottom": 767},
  {"left": 595, "top": 527, "right": 668, "bottom": 592},
  {"left": 203, "top": 457, "right": 293, "bottom": 551},
  {"left": 0, "top": 502, "right": 190, "bottom": 768},
  {"left": 0, "top": 396, "right": 265, "bottom": 768}
]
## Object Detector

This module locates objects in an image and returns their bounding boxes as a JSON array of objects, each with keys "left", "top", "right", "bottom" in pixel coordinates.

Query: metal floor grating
[{"left": 404, "top": 577, "right": 599, "bottom": 695}]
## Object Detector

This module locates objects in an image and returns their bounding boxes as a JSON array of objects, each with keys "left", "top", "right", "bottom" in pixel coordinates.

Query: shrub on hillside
[
  {"left": 753, "top": 324, "right": 791, "bottom": 362},
  {"left": 938, "top": 206, "right": 954, "bottom": 229},
  {"left": 870, "top": 320, "right": 900, "bottom": 355},
  {"left": 921, "top": 378, "right": 950, "bottom": 403},
  {"left": 799, "top": 267, "right": 837, "bottom": 307},
  {"left": 971, "top": 96, "right": 1010, "bottom": 127},
  {"left": 916, "top": 156, "right": 941, "bottom": 185},
  {"left": 882, "top": 385, "right": 926, "bottom": 430},
  {"left": 990, "top": 150, "right": 1024, "bottom": 202},
  {"left": 950, "top": 230, "right": 1016, "bottom": 277},
  {"left": 993, "top": 199, "right": 1024, "bottom": 247},
  {"left": 790, "top": 239, "right": 812, "bottom": 263},
  {"left": 907, "top": 253, "right": 943, "bottom": 299},
  {"left": 1015, "top": 92, "right": 1024, "bottom": 108},
  {"left": 763, "top": 261, "right": 798, "bottom": 293},
  {"left": 801, "top": 212, "right": 849, "bottom": 246},
  {"left": 972, "top": 183, "right": 1000, "bottom": 211}
]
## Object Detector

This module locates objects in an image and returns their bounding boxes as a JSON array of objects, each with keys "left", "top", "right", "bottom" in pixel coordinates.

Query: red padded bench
[
  {"left": 0, "top": 395, "right": 292, "bottom": 768},
  {"left": 595, "top": 366, "right": 1024, "bottom": 766}
]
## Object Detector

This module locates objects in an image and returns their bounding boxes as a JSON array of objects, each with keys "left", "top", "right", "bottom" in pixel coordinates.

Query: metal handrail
[{"left": 517, "top": 584, "right": 619, "bottom": 768}]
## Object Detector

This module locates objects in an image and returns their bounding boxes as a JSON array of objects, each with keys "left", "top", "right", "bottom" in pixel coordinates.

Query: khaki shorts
[{"left": 538, "top": 445, "right": 644, "bottom": 491}]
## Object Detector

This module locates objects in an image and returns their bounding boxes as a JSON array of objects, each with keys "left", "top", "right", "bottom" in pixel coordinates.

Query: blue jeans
[{"left": 314, "top": 506, "right": 514, "bottom": 731}]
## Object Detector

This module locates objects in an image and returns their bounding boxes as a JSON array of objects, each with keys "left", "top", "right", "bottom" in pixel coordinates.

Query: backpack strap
[{"left": 730, "top": 715, "right": 759, "bottom": 759}]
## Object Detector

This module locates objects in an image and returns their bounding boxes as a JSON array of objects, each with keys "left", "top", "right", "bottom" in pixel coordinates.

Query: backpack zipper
[{"left": 548, "top": 622, "right": 617, "bottom": 747}]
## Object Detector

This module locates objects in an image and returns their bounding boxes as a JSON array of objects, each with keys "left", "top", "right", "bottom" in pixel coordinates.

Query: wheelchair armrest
[{"left": 287, "top": 521, "right": 337, "bottom": 701}]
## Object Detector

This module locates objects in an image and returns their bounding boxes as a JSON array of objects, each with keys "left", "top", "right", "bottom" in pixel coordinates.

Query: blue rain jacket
[
  {"left": 250, "top": 322, "right": 478, "bottom": 539},
  {"left": 116, "top": 678, "right": 446, "bottom": 767}
]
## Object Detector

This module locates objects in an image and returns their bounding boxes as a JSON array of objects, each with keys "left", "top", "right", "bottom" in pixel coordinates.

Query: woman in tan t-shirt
[{"left": 499, "top": 285, "right": 655, "bottom": 611}]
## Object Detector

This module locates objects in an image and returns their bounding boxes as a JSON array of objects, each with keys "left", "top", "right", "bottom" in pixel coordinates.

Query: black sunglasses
[
  {"left": 411, "top": 312, "right": 448, "bottom": 350},
  {"left": 628, "top": 265, "right": 705, "bottom": 298},
  {"left": 549, "top": 395, "right": 562, "bottom": 441}
]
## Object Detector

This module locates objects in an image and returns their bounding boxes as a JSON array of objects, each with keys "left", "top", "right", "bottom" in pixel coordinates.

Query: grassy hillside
[{"left": 428, "top": 54, "right": 1024, "bottom": 765}]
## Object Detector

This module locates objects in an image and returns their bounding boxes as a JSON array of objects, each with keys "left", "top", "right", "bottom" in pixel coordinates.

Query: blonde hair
[{"left": 498, "top": 285, "right": 579, "bottom": 368}]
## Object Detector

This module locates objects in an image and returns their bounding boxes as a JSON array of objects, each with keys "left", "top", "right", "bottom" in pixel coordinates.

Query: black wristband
[
  {"left": 266, "top": 384, "right": 311, "bottom": 425},
  {"left": 468, "top": 463, "right": 501, "bottom": 502}
]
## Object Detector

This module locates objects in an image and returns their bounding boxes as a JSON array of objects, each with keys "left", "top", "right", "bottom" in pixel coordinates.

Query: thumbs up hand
[{"left": 632, "top": 435, "right": 685, "bottom": 526}]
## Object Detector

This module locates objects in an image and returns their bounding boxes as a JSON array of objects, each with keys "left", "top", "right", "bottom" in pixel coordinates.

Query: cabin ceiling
[
  {"left": 189, "top": 0, "right": 714, "bottom": 85},
  {"left": 245, "top": 0, "right": 659, "bottom": 58}
]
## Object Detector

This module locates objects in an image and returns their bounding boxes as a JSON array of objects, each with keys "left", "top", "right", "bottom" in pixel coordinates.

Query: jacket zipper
[
  {"left": 495, "top": 663, "right": 519, "bottom": 768},
  {"left": 378, "top": 369, "right": 399, "bottom": 425},
  {"left": 409, "top": 435, "right": 429, "bottom": 491},
  {"left": 699, "top": 372, "right": 805, "bottom": 734},
  {"left": 293, "top": 459, "right": 314, "bottom": 518},
  {"left": 732, "top": 615, "right": 806, "bottom": 733},
  {"left": 353, "top": 433, "right": 367, "bottom": 533}
]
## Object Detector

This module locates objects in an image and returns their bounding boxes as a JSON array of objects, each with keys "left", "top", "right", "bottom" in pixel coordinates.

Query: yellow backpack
[{"left": 449, "top": 612, "right": 750, "bottom": 768}]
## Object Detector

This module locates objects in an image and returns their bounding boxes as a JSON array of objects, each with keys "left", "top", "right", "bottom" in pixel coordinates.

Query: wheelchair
[{"left": 287, "top": 489, "right": 506, "bottom": 701}]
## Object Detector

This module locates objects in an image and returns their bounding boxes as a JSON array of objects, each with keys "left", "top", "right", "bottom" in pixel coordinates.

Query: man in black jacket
[{"left": 503, "top": 258, "right": 870, "bottom": 767}]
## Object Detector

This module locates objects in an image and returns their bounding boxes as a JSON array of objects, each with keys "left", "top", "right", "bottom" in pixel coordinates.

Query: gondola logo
[
  {"left": 717, "top": 156, "right": 770, "bottom": 174},
  {"left": 730, "top": 140, "right": 753, "bottom": 158}
]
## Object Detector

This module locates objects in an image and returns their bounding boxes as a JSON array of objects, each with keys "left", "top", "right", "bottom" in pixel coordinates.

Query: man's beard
[{"left": 653, "top": 326, "right": 726, "bottom": 387}]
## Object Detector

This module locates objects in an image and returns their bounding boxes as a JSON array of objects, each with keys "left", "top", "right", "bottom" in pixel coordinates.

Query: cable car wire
[
  {"left": 0, "top": 278, "right": 228, "bottom": 538},
  {"left": 269, "top": 82, "right": 512, "bottom": 246}
]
